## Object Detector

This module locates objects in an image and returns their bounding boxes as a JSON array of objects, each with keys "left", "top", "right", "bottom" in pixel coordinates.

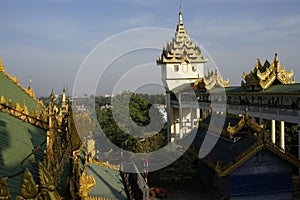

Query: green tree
[{"left": 95, "top": 91, "right": 167, "bottom": 153}]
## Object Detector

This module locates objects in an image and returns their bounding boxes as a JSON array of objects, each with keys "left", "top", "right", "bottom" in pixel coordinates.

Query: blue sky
[{"left": 0, "top": 0, "right": 299, "bottom": 96}]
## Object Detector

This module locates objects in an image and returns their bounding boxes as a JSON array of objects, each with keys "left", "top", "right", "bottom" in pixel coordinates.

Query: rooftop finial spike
[
  {"left": 28, "top": 73, "right": 32, "bottom": 89},
  {"left": 50, "top": 87, "right": 55, "bottom": 100},
  {"left": 179, "top": 5, "right": 183, "bottom": 25}
]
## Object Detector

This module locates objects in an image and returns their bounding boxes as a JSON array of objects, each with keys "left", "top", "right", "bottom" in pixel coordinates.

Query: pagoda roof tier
[
  {"left": 157, "top": 10, "right": 208, "bottom": 64},
  {"left": 192, "top": 69, "right": 230, "bottom": 91},
  {"left": 242, "top": 53, "right": 295, "bottom": 91}
]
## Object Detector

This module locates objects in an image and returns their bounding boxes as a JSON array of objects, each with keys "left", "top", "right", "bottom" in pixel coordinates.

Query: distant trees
[{"left": 95, "top": 91, "right": 167, "bottom": 153}]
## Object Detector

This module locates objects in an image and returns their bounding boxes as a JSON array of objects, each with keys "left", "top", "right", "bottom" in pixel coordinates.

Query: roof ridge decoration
[
  {"left": 0, "top": 95, "right": 49, "bottom": 130},
  {"left": 157, "top": 9, "right": 208, "bottom": 64},
  {"left": 78, "top": 163, "right": 96, "bottom": 199},
  {"left": 227, "top": 108, "right": 264, "bottom": 139},
  {"left": 241, "top": 53, "right": 296, "bottom": 91},
  {"left": 0, "top": 56, "right": 45, "bottom": 109},
  {"left": 193, "top": 68, "right": 230, "bottom": 91}
]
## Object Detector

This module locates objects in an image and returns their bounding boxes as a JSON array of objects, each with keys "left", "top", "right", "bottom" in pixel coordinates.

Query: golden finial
[
  {"left": 179, "top": 5, "right": 183, "bottom": 25},
  {"left": 274, "top": 52, "right": 279, "bottom": 62},
  {"left": 28, "top": 73, "right": 32, "bottom": 89},
  {"left": 50, "top": 88, "right": 55, "bottom": 100},
  {"left": 0, "top": 57, "right": 4, "bottom": 72}
]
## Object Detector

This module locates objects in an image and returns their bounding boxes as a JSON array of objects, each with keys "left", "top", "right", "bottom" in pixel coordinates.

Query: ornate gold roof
[
  {"left": 242, "top": 53, "right": 295, "bottom": 91},
  {"left": 226, "top": 108, "right": 264, "bottom": 139},
  {"left": 0, "top": 56, "right": 45, "bottom": 109},
  {"left": 157, "top": 9, "right": 208, "bottom": 64},
  {"left": 193, "top": 69, "right": 229, "bottom": 91}
]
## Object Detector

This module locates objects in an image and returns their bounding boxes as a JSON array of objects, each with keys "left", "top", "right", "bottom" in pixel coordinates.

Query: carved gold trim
[
  {"left": 16, "top": 170, "right": 39, "bottom": 199},
  {"left": 90, "top": 159, "right": 120, "bottom": 171},
  {"left": 78, "top": 166, "right": 96, "bottom": 199},
  {"left": 227, "top": 109, "right": 264, "bottom": 139},
  {"left": 0, "top": 99, "right": 48, "bottom": 130},
  {"left": 192, "top": 69, "right": 229, "bottom": 91},
  {"left": 0, "top": 177, "right": 11, "bottom": 200}
]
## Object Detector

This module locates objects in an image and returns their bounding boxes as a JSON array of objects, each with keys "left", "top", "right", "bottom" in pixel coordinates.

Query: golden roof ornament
[
  {"left": 50, "top": 88, "right": 55, "bottom": 101},
  {"left": 0, "top": 177, "right": 11, "bottom": 200},
  {"left": 0, "top": 56, "right": 4, "bottom": 72},
  {"left": 193, "top": 68, "right": 229, "bottom": 91},
  {"left": 242, "top": 53, "right": 295, "bottom": 91}
]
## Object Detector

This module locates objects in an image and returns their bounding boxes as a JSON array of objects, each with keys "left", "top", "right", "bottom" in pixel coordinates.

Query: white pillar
[
  {"left": 280, "top": 121, "right": 285, "bottom": 151},
  {"left": 196, "top": 108, "right": 200, "bottom": 119},
  {"left": 271, "top": 120, "right": 276, "bottom": 144},
  {"left": 166, "top": 92, "right": 171, "bottom": 142},
  {"left": 191, "top": 107, "right": 194, "bottom": 130},
  {"left": 179, "top": 94, "right": 183, "bottom": 138}
]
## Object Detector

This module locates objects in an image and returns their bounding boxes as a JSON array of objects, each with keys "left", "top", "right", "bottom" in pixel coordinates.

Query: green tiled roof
[
  {"left": 58, "top": 158, "right": 72, "bottom": 195},
  {"left": 0, "top": 72, "right": 43, "bottom": 112},
  {"left": 86, "top": 163, "right": 127, "bottom": 200},
  {"left": 208, "top": 83, "right": 300, "bottom": 95},
  {"left": 171, "top": 79, "right": 300, "bottom": 95},
  {"left": 0, "top": 111, "right": 46, "bottom": 198}
]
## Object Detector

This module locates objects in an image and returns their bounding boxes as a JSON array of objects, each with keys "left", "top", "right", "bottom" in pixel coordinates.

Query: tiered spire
[{"left": 157, "top": 8, "right": 208, "bottom": 64}]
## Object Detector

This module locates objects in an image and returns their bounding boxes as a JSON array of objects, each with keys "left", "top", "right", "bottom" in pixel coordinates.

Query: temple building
[
  {"left": 194, "top": 109, "right": 300, "bottom": 199},
  {"left": 158, "top": 8, "right": 300, "bottom": 199},
  {"left": 0, "top": 58, "right": 128, "bottom": 199},
  {"left": 157, "top": 7, "right": 208, "bottom": 91}
]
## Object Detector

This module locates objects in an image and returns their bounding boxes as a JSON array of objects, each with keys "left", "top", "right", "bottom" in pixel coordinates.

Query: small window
[
  {"left": 192, "top": 66, "right": 197, "bottom": 72},
  {"left": 174, "top": 64, "right": 179, "bottom": 72}
]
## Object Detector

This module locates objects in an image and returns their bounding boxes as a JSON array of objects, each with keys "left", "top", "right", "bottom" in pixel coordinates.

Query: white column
[
  {"left": 196, "top": 108, "right": 200, "bottom": 119},
  {"left": 179, "top": 93, "right": 183, "bottom": 138},
  {"left": 166, "top": 92, "right": 171, "bottom": 142},
  {"left": 191, "top": 107, "right": 194, "bottom": 130},
  {"left": 280, "top": 121, "right": 285, "bottom": 151},
  {"left": 271, "top": 120, "right": 276, "bottom": 144}
]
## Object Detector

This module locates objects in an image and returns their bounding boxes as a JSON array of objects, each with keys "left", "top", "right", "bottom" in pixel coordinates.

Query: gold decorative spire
[
  {"left": 50, "top": 88, "right": 55, "bottom": 100},
  {"left": 62, "top": 87, "right": 66, "bottom": 103},
  {"left": 0, "top": 57, "right": 5, "bottom": 72},
  {"left": 179, "top": 5, "right": 183, "bottom": 25},
  {"left": 157, "top": 8, "right": 208, "bottom": 64},
  {"left": 28, "top": 74, "right": 32, "bottom": 89}
]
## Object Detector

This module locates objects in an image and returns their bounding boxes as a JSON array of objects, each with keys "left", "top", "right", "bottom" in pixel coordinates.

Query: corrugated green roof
[
  {"left": 86, "top": 163, "right": 127, "bottom": 200},
  {"left": 172, "top": 81, "right": 300, "bottom": 95},
  {"left": 0, "top": 111, "right": 46, "bottom": 198},
  {"left": 0, "top": 72, "right": 43, "bottom": 112},
  {"left": 207, "top": 83, "right": 300, "bottom": 95},
  {"left": 58, "top": 158, "right": 72, "bottom": 195}
]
